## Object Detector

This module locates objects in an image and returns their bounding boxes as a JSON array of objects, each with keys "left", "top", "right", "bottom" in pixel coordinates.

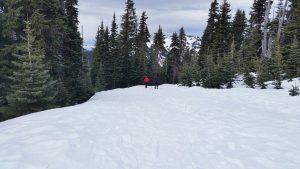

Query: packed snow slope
[{"left": 1, "top": 80, "right": 300, "bottom": 169}]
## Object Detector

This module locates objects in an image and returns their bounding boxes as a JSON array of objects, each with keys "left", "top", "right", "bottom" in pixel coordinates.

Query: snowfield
[{"left": 0, "top": 79, "right": 300, "bottom": 169}]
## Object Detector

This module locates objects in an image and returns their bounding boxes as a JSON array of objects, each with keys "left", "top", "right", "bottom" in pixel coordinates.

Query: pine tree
[
  {"left": 119, "top": 0, "right": 138, "bottom": 87},
  {"left": 215, "top": 0, "right": 232, "bottom": 56},
  {"left": 232, "top": 9, "right": 247, "bottom": 51},
  {"left": 199, "top": 0, "right": 219, "bottom": 56},
  {"left": 285, "top": 0, "right": 300, "bottom": 42},
  {"left": 5, "top": 21, "right": 56, "bottom": 118},
  {"left": 94, "top": 63, "right": 106, "bottom": 92},
  {"left": 91, "top": 21, "right": 106, "bottom": 88},
  {"left": 179, "top": 27, "right": 188, "bottom": 62},
  {"left": 244, "top": 71, "right": 255, "bottom": 88},
  {"left": 248, "top": 0, "right": 268, "bottom": 56},
  {"left": 167, "top": 33, "right": 181, "bottom": 84},
  {"left": 110, "top": 13, "right": 121, "bottom": 89},
  {"left": 285, "top": 37, "right": 300, "bottom": 80},
  {"left": 136, "top": 11, "right": 151, "bottom": 84},
  {"left": 270, "top": 41, "right": 285, "bottom": 89},
  {"left": 255, "top": 58, "right": 270, "bottom": 89},
  {"left": 151, "top": 26, "right": 166, "bottom": 80},
  {"left": 289, "top": 83, "right": 300, "bottom": 96},
  {"left": 62, "top": 0, "right": 93, "bottom": 104},
  {"left": 201, "top": 51, "right": 223, "bottom": 88}
]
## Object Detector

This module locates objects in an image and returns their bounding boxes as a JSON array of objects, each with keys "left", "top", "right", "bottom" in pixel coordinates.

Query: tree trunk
[
  {"left": 262, "top": 0, "right": 272, "bottom": 58},
  {"left": 277, "top": 0, "right": 289, "bottom": 42}
]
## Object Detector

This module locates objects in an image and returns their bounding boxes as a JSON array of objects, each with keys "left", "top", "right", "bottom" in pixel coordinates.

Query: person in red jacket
[{"left": 143, "top": 75, "right": 150, "bottom": 88}]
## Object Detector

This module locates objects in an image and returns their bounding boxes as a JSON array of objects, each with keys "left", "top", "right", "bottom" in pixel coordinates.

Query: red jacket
[{"left": 144, "top": 76, "right": 150, "bottom": 83}]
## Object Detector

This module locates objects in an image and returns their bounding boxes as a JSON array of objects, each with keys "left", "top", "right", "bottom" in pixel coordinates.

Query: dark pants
[
  {"left": 155, "top": 83, "right": 159, "bottom": 89},
  {"left": 145, "top": 83, "right": 148, "bottom": 88}
]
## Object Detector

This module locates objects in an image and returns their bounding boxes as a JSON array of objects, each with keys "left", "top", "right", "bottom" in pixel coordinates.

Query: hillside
[{"left": 0, "top": 79, "right": 300, "bottom": 169}]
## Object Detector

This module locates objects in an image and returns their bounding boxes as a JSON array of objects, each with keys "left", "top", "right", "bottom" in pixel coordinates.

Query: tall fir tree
[
  {"left": 92, "top": 21, "right": 107, "bottom": 89},
  {"left": 119, "top": 0, "right": 138, "bottom": 87},
  {"left": 199, "top": 0, "right": 219, "bottom": 56},
  {"left": 110, "top": 12, "right": 121, "bottom": 89},
  {"left": 5, "top": 21, "right": 56, "bottom": 118},
  {"left": 270, "top": 41, "right": 285, "bottom": 89},
  {"left": 151, "top": 26, "right": 166, "bottom": 80},
  {"left": 232, "top": 9, "right": 247, "bottom": 51},
  {"left": 255, "top": 58, "right": 270, "bottom": 89},
  {"left": 285, "top": 0, "right": 300, "bottom": 42},
  {"left": 167, "top": 33, "right": 181, "bottom": 84},
  {"left": 62, "top": 0, "right": 93, "bottom": 104},
  {"left": 215, "top": 0, "right": 232, "bottom": 56},
  {"left": 285, "top": 37, "right": 300, "bottom": 80},
  {"left": 179, "top": 27, "right": 188, "bottom": 63},
  {"left": 136, "top": 11, "right": 151, "bottom": 83}
]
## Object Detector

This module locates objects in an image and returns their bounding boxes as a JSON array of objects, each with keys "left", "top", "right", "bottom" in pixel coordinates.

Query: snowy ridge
[
  {"left": 0, "top": 78, "right": 300, "bottom": 169},
  {"left": 164, "top": 35, "right": 201, "bottom": 50}
]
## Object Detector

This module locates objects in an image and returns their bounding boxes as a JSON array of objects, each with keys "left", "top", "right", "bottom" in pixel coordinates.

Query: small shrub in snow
[{"left": 289, "top": 84, "right": 300, "bottom": 96}]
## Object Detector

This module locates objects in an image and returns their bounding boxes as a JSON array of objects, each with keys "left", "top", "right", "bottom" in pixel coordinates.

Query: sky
[{"left": 78, "top": 0, "right": 254, "bottom": 49}]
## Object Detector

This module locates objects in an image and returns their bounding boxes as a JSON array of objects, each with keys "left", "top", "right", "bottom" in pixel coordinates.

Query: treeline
[
  {"left": 0, "top": 0, "right": 94, "bottom": 121},
  {"left": 180, "top": 0, "right": 300, "bottom": 89},
  {"left": 91, "top": 0, "right": 197, "bottom": 90}
]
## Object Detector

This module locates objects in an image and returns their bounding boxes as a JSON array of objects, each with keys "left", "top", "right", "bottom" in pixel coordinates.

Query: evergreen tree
[
  {"left": 201, "top": 51, "right": 223, "bottom": 88},
  {"left": 270, "top": 41, "right": 285, "bottom": 89},
  {"left": 285, "top": 0, "right": 300, "bottom": 42},
  {"left": 167, "top": 33, "right": 181, "bottom": 84},
  {"left": 244, "top": 71, "right": 255, "bottom": 88},
  {"left": 255, "top": 58, "right": 270, "bottom": 89},
  {"left": 110, "top": 13, "right": 121, "bottom": 89},
  {"left": 62, "top": 0, "right": 93, "bottom": 104},
  {"left": 232, "top": 9, "right": 247, "bottom": 51},
  {"left": 5, "top": 21, "right": 56, "bottom": 118},
  {"left": 199, "top": 0, "right": 219, "bottom": 56},
  {"left": 289, "top": 83, "right": 300, "bottom": 96},
  {"left": 179, "top": 27, "right": 188, "bottom": 62},
  {"left": 151, "top": 26, "right": 166, "bottom": 80},
  {"left": 91, "top": 22, "right": 106, "bottom": 88},
  {"left": 285, "top": 37, "right": 300, "bottom": 80},
  {"left": 248, "top": 0, "right": 268, "bottom": 56},
  {"left": 102, "top": 26, "right": 112, "bottom": 88},
  {"left": 136, "top": 11, "right": 151, "bottom": 84},
  {"left": 94, "top": 63, "right": 106, "bottom": 92},
  {"left": 215, "top": 0, "right": 232, "bottom": 56},
  {"left": 119, "top": 0, "right": 138, "bottom": 87}
]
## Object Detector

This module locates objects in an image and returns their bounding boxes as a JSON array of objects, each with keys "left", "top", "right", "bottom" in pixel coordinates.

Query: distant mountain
[{"left": 164, "top": 35, "right": 201, "bottom": 51}]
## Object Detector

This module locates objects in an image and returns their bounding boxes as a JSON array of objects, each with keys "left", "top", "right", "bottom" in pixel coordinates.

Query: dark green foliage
[
  {"left": 289, "top": 83, "right": 300, "bottom": 96},
  {"left": 255, "top": 58, "right": 271, "bottom": 89},
  {"left": 285, "top": 0, "right": 300, "bottom": 42},
  {"left": 135, "top": 11, "right": 151, "bottom": 85},
  {"left": 232, "top": 9, "right": 247, "bottom": 51},
  {"left": 249, "top": 0, "right": 267, "bottom": 26},
  {"left": 199, "top": 0, "right": 219, "bottom": 55},
  {"left": 215, "top": 0, "right": 232, "bottom": 56},
  {"left": 119, "top": 0, "right": 138, "bottom": 87},
  {"left": 244, "top": 71, "right": 255, "bottom": 88},
  {"left": 62, "top": 0, "right": 93, "bottom": 104},
  {"left": 150, "top": 26, "right": 166, "bottom": 81},
  {"left": 94, "top": 63, "right": 106, "bottom": 92},
  {"left": 5, "top": 21, "right": 56, "bottom": 118},
  {"left": 109, "top": 13, "right": 121, "bottom": 89},
  {"left": 201, "top": 52, "right": 223, "bottom": 88},
  {"left": 285, "top": 38, "right": 300, "bottom": 80},
  {"left": 167, "top": 33, "right": 181, "bottom": 84},
  {"left": 179, "top": 63, "right": 198, "bottom": 87},
  {"left": 270, "top": 41, "right": 285, "bottom": 89}
]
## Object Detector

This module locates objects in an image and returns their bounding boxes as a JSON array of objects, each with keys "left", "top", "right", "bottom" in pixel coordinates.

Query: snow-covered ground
[{"left": 0, "top": 79, "right": 300, "bottom": 169}]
